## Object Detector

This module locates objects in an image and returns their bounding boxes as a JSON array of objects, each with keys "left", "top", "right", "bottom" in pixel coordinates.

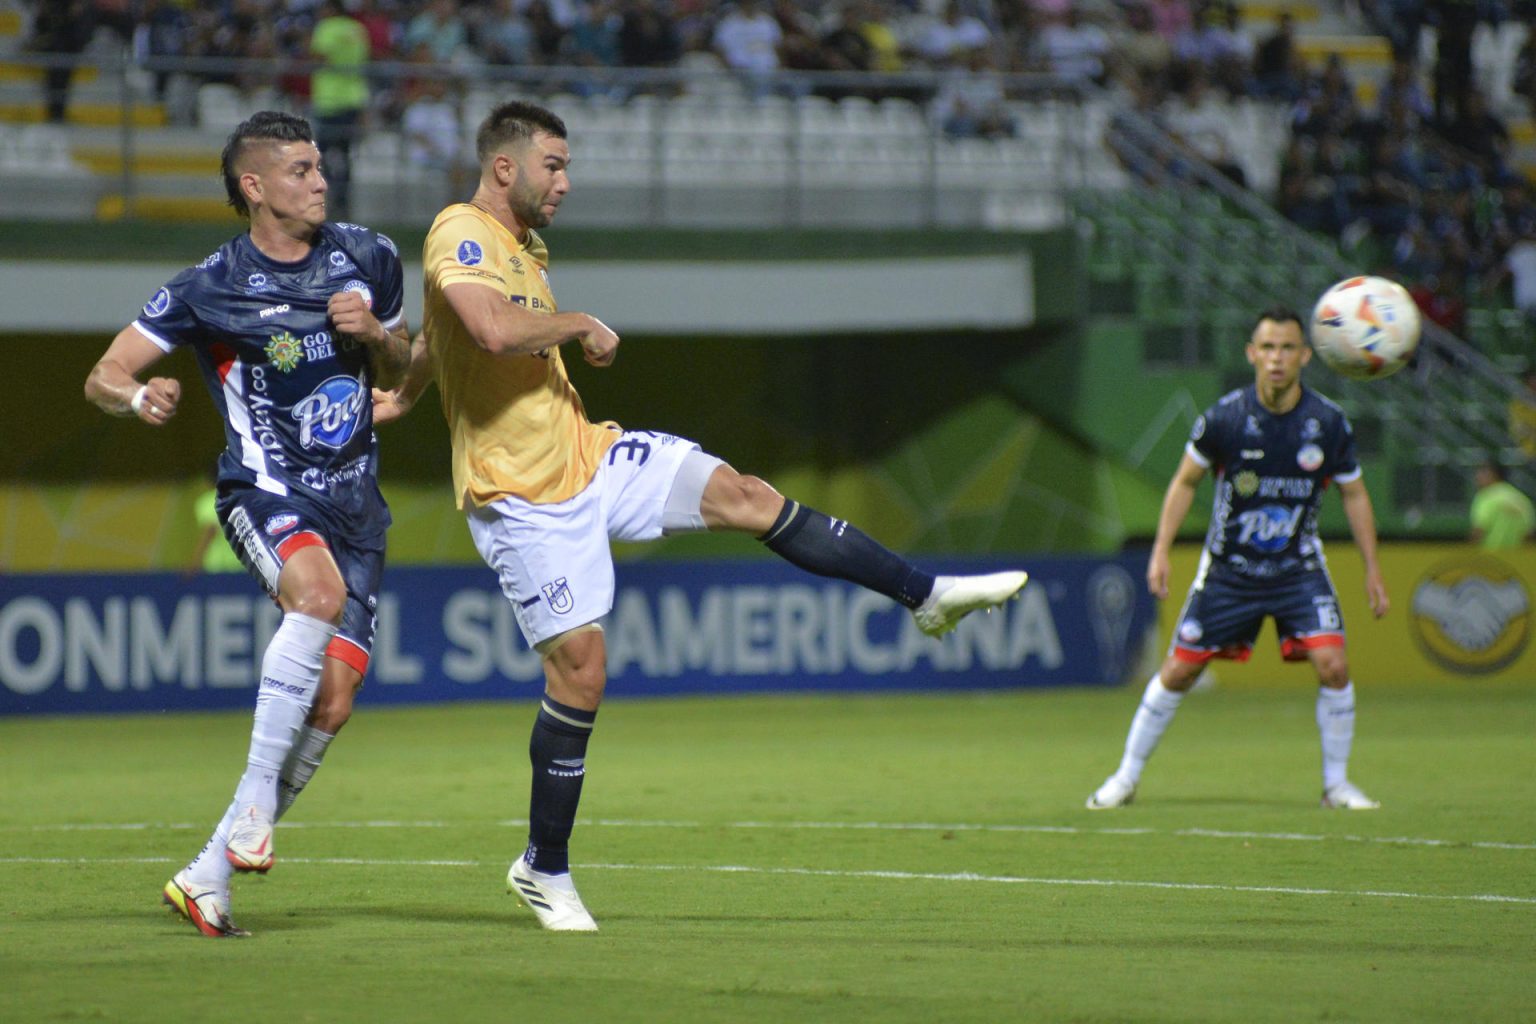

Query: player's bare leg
[
  {"left": 698, "top": 463, "right": 1026, "bottom": 636},
  {"left": 1311, "top": 646, "right": 1379, "bottom": 809},
  {"left": 1087, "top": 655, "right": 1203, "bottom": 809},
  {"left": 507, "top": 628, "right": 603, "bottom": 932}
]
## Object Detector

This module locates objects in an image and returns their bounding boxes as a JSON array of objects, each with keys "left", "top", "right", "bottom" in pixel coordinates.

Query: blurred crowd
[{"left": 21, "top": 0, "right": 1536, "bottom": 326}]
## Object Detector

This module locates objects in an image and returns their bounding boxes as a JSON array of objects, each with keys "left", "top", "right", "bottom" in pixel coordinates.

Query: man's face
[
  {"left": 245, "top": 140, "right": 328, "bottom": 227},
  {"left": 506, "top": 132, "right": 571, "bottom": 230},
  {"left": 1246, "top": 318, "right": 1310, "bottom": 388}
]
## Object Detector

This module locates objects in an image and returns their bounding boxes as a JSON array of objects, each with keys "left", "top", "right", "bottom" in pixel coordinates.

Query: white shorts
[{"left": 466, "top": 430, "right": 724, "bottom": 649}]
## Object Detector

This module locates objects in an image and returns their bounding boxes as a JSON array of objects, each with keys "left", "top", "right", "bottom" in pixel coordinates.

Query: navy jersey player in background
[
  {"left": 84, "top": 112, "right": 410, "bottom": 936},
  {"left": 1087, "top": 307, "right": 1390, "bottom": 812}
]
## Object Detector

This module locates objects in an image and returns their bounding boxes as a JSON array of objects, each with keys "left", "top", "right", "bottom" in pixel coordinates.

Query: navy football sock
[
  {"left": 760, "top": 500, "right": 935, "bottom": 609},
  {"left": 525, "top": 697, "right": 596, "bottom": 875}
]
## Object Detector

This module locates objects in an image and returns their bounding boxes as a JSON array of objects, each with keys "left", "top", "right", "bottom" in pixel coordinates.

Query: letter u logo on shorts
[{"left": 542, "top": 578, "right": 574, "bottom": 614}]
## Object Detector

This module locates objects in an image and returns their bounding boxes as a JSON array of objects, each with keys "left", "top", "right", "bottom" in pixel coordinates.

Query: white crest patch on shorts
[
  {"left": 1178, "top": 619, "right": 1203, "bottom": 643},
  {"left": 542, "top": 578, "right": 574, "bottom": 614}
]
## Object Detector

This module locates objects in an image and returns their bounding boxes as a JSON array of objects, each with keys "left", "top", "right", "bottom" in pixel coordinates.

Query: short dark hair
[
  {"left": 475, "top": 101, "right": 567, "bottom": 164},
  {"left": 220, "top": 111, "right": 315, "bottom": 218},
  {"left": 1252, "top": 305, "right": 1304, "bottom": 333}
]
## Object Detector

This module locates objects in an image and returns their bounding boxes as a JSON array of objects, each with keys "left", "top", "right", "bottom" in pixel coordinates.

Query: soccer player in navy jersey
[
  {"left": 85, "top": 111, "right": 411, "bottom": 936},
  {"left": 1087, "top": 307, "right": 1390, "bottom": 811}
]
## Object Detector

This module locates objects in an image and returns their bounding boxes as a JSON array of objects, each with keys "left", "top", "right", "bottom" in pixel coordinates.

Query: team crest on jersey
[
  {"left": 1302, "top": 417, "right": 1322, "bottom": 439},
  {"left": 293, "top": 374, "right": 367, "bottom": 449},
  {"left": 1233, "top": 470, "right": 1259, "bottom": 497},
  {"left": 1297, "top": 444, "right": 1324, "bottom": 472},
  {"left": 265, "top": 331, "right": 305, "bottom": 372},
  {"left": 457, "top": 240, "right": 484, "bottom": 266},
  {"left": 541, "top": 578, "right": 574, "bottom": 614},
  {"left": 341, "top": 279, "right": 374, "bottom": 309},
  {"left": 142, "top": 287, "right": 172, "bottom": 319},
  {"left": 1244, "top": 415, "right": 1262, "bottom": 437},
  {"left": 263, "top": 514, "right": 299, "bottom": 535},
  {"left": 326, "top": 250, "right": 357, "bottom": 278}
]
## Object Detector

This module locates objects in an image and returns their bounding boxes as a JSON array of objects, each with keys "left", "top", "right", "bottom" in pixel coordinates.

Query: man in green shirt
[
  {"left": 310, "top": 0, "right": 371, "bottom": 218},
  {"left": 1470, "top": 460, "right": 1535, "bottom": 550}
]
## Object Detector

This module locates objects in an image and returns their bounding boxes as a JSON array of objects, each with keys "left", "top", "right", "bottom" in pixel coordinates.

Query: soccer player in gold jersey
[{"left": 376, "top": 100, "right": 1027, "bottom": 931}]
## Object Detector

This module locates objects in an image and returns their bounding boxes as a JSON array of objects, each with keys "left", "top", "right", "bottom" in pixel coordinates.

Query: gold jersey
[{"left": 422, "top": 203, "right": 618, "bottom": 508}]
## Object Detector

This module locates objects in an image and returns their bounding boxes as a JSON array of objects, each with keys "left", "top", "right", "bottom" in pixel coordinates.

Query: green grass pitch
[{"left": 1, "top": 684, "right": 1532, "bottom": 1023}]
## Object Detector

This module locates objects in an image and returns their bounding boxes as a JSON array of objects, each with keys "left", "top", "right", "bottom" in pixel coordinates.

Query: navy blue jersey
[
  {"left": 1188, "top": 385, "right": 1360, "bottom": 581},
  {"left": 132, "top": 222, "right": 404, "bottom": 537}
]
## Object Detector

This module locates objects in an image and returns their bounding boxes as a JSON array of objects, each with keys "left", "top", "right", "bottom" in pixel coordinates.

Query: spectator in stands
[
  {"left": 28, "top": 0, "right": 94, "bottom": 123},
  {"left": 1177, "top": 2, "right": 1253, "bottom": 97},
  {"left": 1490, "top": 224, "right": 1536, "bottom": 321},
  {"left": 478, "top": 0, "right": 535, "bottom": 64},
  {"left": 1036, "top": 8, "right": 1111, "bottom": 84},
  {"left": 402, "top": 73, "right": 467, "bottom": 198},
  {"left": 855, "top": 0, "right": 907, "bottom": 75},
  {"left": 565, "top": 0, "right": 622, "bottom": 70},
  {"left": 618, "top": 0, "right": 682, "bottom": 69},
  {"left": 310, "top": 0, "right": 371, "bottom": 220},
  {"left": 934, "top": 48, "right": 1016, "bottom": 139},
  {"left": 1439, "top": 88, "right": 1515, "bottom": 184},
  {"left": 136, "top": 0, "right": 191, "bottom": 105},
  {"left": 525, "top": 1, "right": 569, "bottom": 64},
  {"left": 712, "top": 0, "right": 783, "bottom": 77},
  {"left": 1430, "top": 0, "right": 1477, "bottom": 123},
  {"left": 1110, "top": 2, "right": 1173, "bottom": 86},
  {"left": 913, "top": 1, "right": 993, "bottom": 69},
  {"left": 1377, "top": 56, "right": 1433, "bottom": 123},
  {"left": 1251, "top": 11, "right": 1302, "bottom": 101},
  {"left": 405, "top": 0, "right": 467, "bottom": 64},
  {"left": 1469, "top": 458, "right": 1535, "bottom": 549}
]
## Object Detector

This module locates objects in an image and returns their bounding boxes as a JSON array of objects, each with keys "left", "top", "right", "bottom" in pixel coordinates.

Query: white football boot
[
  {"left": 1085, "top": 775, "right": 1137, "bottom": 810},
  {"left": 162, "top": 871, "right": 250, "bottom": 938},
  {"left": 507, "top": 855, "right": 598, "bottom": 932},
  {"left": 225, "top": 805, "right": 275, "bottom": 873},
  {"left": 1321, "top": 781, "right": 1380, "bottom": 810},
  {"left": 913, "top": 571, "right": 1029, "bottom": 638}
]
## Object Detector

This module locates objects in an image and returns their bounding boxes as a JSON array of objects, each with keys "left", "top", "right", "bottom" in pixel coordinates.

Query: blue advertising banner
[{"left": 0, "top": 555, "right": 1155, "bottom": 715}]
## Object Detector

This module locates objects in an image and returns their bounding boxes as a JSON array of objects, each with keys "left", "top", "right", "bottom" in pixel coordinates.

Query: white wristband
[{"left": 130, "top": 385, "right": 148, "bottom": 415}]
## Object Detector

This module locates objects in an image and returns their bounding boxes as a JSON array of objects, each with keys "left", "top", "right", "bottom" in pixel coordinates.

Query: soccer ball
[{"left": 1309, "top": 275, "right": 1422, "bottom": 380}]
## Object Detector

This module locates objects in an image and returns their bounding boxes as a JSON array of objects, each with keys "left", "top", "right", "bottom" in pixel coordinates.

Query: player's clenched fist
[
  {"left": 135, "top": 377, "right": 181, "bottom": 425},
  {"left": 328, "top": 289, "right": 386, "bottom": 345},
  {"left": 579, "top": 315, "right": 619, "bottom": 368}
]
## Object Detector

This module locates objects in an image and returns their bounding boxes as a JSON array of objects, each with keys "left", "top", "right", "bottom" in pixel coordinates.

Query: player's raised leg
[
  {"left": 695, "top": 461, "right": 1028, "bottom": 635},
  {"left": 1310, "top": 647, "right": 1379, "bottom": 810},
  {"left": 1087, "top": 656, "right": 1202, "bottom": 809}
]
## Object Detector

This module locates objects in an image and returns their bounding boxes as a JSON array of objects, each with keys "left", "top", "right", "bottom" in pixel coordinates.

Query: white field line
[
  {"left": 6, "top": 817, "right": 1535, "bottom": 852},
  {"left": 0, "top": 854, "right": 1531, "bottom": 906}
]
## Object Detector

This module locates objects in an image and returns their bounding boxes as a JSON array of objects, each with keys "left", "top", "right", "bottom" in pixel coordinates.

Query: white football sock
[
  {"left": 1114, "top": 674, "right": 1186, "bottom": 784},
  {"left": 231, "top": 612, "right": 334, "bottom": 817},
  {"left": 277, "top": 725, "right": 337, "bottom": 821},
  {"left": 1316, "top": 682, "right": 1356, "bottom": 790}
]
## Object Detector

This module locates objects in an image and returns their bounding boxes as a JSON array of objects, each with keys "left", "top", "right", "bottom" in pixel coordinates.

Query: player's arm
[
  {"left": 1338, "top": 475, "right": 1389, "bottom": 618},
  {"left": 328, "top": 290, "right": 411, "bottom": 389},
  {"left": 372, "top": 331, "right": 434, "bottom": 427},
  {"left": 84, "top": 325, "right": 181, "bottom": 425},
  {"left": 1147, "top": 453, "right": 1207, "bottom": 600},
  {"left": 442, "top": 280, "right": 619, "bottom": 367}
]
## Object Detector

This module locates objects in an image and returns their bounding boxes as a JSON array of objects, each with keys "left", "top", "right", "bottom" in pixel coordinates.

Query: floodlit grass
[{"left": 1, "top": 685, "right": 1533, "bottom": 1023}]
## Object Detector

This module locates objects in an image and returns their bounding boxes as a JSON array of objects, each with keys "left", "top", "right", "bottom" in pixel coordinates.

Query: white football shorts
[{"left": 466, "top": 429, "right": 724, "bottom": 649}]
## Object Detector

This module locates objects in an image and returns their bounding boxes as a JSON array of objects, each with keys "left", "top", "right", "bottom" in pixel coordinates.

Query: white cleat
[
  {"left": 1321, "top": 781, "right": 1380, "bottom": 810},
  {"left": 1086, "top": 775, "right": 1137, "bottom": 810},
  {"left": 913, "top": 571, "right": 1029, "bottom": 638},
  {"left": 162, "top": 870, "right": 250, "bottom": 938},
  {"left": 507, "top": 855, "right": 598, "bottom": 932},
  {"left": 225, "top": 805, "right": 275, "bottom": 873}
]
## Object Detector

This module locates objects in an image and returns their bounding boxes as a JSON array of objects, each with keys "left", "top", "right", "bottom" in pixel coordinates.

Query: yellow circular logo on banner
[{"left": 1409, "top": 558, "right": 1532, "bottom": 674}]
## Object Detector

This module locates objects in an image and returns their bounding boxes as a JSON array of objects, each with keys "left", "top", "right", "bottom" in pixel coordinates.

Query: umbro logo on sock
[{"left": 548, "top": 758, "right": 585, "bottom": 778}]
